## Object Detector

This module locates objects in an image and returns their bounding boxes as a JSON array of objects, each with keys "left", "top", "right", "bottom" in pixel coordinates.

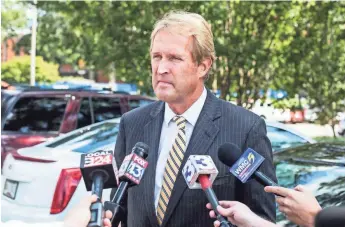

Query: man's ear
[{"left": 198, "top": 57, "right": 212, "bottom": 79}]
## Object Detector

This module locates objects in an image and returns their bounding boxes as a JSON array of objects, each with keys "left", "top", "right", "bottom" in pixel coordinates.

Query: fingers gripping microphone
[
  {"left": 218, "top": 143, "right": 278, "bottom": 187},
  {"left": 182, "top": 155, "right": 230, "bottom": 227},
  {"left": 105, "top": 142, "right": 149, "bottom": 226},
  {"left": 80, "top": 150, "right": 118, "bottom": 227}
]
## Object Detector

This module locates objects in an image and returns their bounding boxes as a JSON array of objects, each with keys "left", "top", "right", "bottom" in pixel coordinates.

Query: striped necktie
[{"left": 157, "top": 116, "right": 187, "bottom": 225}]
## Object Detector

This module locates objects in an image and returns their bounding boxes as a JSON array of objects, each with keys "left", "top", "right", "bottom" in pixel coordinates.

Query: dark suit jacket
[{"left": 111, "top": 90, "right": 277, "bottom": 227}]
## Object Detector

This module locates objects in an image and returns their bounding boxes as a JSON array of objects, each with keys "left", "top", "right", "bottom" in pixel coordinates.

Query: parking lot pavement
[{"left": 284, "top": 123, "right": 340, "bottom": 138}]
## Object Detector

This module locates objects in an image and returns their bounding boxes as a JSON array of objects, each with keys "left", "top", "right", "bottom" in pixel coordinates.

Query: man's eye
[
  {"left": 171, "top": 57, "right": 182, "bottom": 61},
  {"left": 153, "top": 55, "right": 161, "bottom": 59}
]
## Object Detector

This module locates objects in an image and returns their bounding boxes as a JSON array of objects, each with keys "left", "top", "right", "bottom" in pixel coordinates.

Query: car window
[
  {"left": 275, "top": 161, "right": 345, "bottom": 224},
  {"left": 129, "top": 99, "right": 154, "bottom": 109},
  {"left": 92, "top": 97, "right": 122, "bottom": 123},
  {"left": 3, "top": 97, "right": 68, "bottom": 133},
  {"left": 1, "top": 92, "right": 15, "bottom": 120},
  {"left": 46, "top": 121, "right": 119, "bottom": 153},
  {"left": 77, "top": 97, "right": 92, "bottom": 128},
  {"left": 267, "top": 126, "right": 307, "bottom": 150}
]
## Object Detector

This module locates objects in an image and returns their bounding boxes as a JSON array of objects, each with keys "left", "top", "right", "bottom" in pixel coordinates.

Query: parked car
[
  {"left": 289, "top": 109, "right": 305, "bottom": 123},
  {"left": 1, "top": 118, "right": 120, "bottom": 223},
  {"left": 1, "top": 88, "right": 155, "bottom": 167},
  {"left": 250, "top": 100, "right": 291, "bottom": 123},
  {"left": 1, "top": 118, "right": 314, "bottom": 223},
  {"left": 303, "top": 106, "right": 318, "bottom": 123},
  {"left": 266, "top": 121, "right": 315, "bottom": 151},
  {"left": 274, "top": 142, "right": 345, "bottom": 226}
]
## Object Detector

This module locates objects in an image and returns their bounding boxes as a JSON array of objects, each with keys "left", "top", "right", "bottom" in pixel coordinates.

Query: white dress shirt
[{"left": 154, "top": 87, "right": 207, "bottom": 209}]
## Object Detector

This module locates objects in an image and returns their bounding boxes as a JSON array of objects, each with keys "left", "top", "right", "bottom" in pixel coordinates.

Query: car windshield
[
  {"left": 275, "top": 143, "right": 345, "bottom": 164},
  {"left": 45, "top": 121, "right": 119, "bottom": 153},
  {"left": 267, "top": 126, "right": 308, "bottom": 150}
]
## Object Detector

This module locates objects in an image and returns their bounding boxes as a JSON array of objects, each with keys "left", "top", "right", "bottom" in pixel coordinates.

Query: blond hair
[{"left": 150, "top": 11, "right": 216, "bottom": 77}]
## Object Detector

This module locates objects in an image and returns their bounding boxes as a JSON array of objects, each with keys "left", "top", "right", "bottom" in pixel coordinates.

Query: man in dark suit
[{"left": 112, "top": 11, "right": 277, "bottom": 227}]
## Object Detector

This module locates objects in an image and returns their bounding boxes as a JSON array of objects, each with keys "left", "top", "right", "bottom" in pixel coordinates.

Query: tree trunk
[{"left": 331, "top": 123, "right": 336, "bottom": 138}]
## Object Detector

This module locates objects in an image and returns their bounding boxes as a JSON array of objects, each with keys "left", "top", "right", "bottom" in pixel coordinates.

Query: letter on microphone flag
[
  {"left": 182, "top": 155, "right": 218, "bottom": 189},
  {"left": 230, "top": 148, "right": 264, "bottom": 183},
  {"left": 118, "top": 153, "right": 148, "bottom": 185}
]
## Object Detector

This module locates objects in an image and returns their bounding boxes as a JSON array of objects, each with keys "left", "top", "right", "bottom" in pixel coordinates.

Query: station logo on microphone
[{"left": 230, "top": 148, "right": 264, "bottom": 183}]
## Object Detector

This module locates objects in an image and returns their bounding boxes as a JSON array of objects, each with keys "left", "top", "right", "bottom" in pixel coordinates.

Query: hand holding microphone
[
  {"left": 206, "top": 201, "right": 277, "bottom": 227},
  {"left": 265, "top": 185, "right": 322, "bottom": 227},
  {"left": 80, "top": 150, "right": 118, "bottom": 227},
  {"left": 105, "top": 142, "right": 149, "bottom": 226},
  {"left": 182, "top": 155, "right": 230, "bottom": 227},
  {"left": 64, "top": 195, "right": 113, "bottom": 227}
]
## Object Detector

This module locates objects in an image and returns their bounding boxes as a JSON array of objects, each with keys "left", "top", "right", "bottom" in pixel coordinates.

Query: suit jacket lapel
[
  {"left": 143, "top": 101, "right": 164, "bottom": 227},
  {"left": 161, "top": 90, "right": 221, "bottom": 227}
]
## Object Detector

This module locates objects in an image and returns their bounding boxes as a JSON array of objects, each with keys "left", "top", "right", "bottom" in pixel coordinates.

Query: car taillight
[{"left": 50, "top": 168, "right": 82, "bottom": 214}]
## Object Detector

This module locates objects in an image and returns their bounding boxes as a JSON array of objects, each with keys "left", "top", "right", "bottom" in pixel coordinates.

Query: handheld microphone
[
  {"left": 315, "top": 206, "right": 345, "bottom": 227},
  {"left": 182, "top": 155, "right": 230, "bottom": 227},
  {"left": 105, "top": 142, "right": 149, "bottom": 226},
  {"left": 80, "top": 150, "right": 118, "bottom": 227},
  {"left": 218, "top": 143, "right": 278, "bottom": 187}
]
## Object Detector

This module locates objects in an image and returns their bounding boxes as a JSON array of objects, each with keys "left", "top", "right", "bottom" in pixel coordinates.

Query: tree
[
  {"left": 273, "top": 1, "right": 345, "bottom": 136},
  {"left": 1, "top": 1, "right": 29, "bottom": 41},
  {"left": 34, "top": 1, "right": 345, "bottom": 125},
  {"left": 1, "top": 56, "right": 60, "bottom": 84}
]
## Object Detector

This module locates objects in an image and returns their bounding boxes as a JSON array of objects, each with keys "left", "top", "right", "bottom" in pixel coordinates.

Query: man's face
[{"left": 150, "top": 29, "right": 204, "bottom": 104}]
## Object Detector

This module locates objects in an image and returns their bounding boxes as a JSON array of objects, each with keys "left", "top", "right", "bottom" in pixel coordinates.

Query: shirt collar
[{"left": 164, "top": 87, "right": 207, "bottom": 126}]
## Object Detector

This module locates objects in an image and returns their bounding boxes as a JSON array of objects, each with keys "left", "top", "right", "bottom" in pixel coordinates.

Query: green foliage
[
  {"left": 32, "top": 1, "right": 345, "bottom": 130},
  {"left": 273, "top": 1, "right": 345, "bottom": 135},
  {"left": 1, "top": 1, "right": 29, "bottom": 41},
  {"left": 1, "top": 56, "right": 60, "bottom": 84}
]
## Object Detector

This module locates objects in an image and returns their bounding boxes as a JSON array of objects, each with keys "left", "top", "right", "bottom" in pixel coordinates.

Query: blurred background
[{"left": 1, "top": 1, "right": 345, "bottom": 226}]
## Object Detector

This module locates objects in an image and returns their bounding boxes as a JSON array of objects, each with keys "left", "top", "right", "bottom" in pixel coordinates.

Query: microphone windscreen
[
  {"left": 133, "top": 142, "right": 149, "bottom": 158},
  {"left": 217, "top": 143, "right": 242, "bottom": 167},
  {"left": 315, "top": 206, "right": 345, "bottom": 227}
]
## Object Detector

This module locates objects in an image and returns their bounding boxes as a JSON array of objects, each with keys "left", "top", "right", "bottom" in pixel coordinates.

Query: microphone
[
  {"left": 80, "top": 150, "right": 118, "bottom": 227},
  {"left": 182, "top": 155, "right": 230, "bottom": 227},
  {"left": 105, "top": 142, "right": 149, "bottom": 226},
  {"left": 315, "top": 206, "right": 345, "bottom": 227},
  {"left": 218, "top": 143, "right": 278, "bottom": 187}
]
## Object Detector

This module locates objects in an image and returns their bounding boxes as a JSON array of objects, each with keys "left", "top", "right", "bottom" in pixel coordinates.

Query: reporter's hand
[
  {"left": 265, "top": 185, "right": 322, "bottom": 227},
  {"left": 206, "top": 201, "right": 275, "bottom": 227},
  {"left": 64, "top": 194, "right": 113, "bottom": 227}
]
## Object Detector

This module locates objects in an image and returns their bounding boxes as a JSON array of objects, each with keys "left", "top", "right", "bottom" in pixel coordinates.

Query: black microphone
[
  {"left": 105, "top": 142, "right": 149, "bottom": 226},
  {"left": 80, "top": 150, "right": 118, "bottom": 227},
  {"left": 315, "top": 206, "right": 345, "bottom": 227},
  {"left": 218, "top": 143, "right": 278, "bottom": 187},
  {"left": 182, "top": 155, "right": 230, "bottom": 227}
]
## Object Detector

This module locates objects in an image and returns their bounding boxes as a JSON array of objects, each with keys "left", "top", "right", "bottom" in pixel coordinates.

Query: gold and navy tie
[{"left": 157, "top": 116, "right": 187, "bottom": 225}]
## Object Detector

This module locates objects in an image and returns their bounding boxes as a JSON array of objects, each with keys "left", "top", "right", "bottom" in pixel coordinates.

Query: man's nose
[{"left": 157, "top": 59, "right": 170, "bottom": 75}]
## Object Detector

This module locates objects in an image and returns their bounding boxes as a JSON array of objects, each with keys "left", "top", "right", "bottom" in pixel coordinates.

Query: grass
[{"left": 313, "top": 136, "right": 345, "bottom": 143}]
